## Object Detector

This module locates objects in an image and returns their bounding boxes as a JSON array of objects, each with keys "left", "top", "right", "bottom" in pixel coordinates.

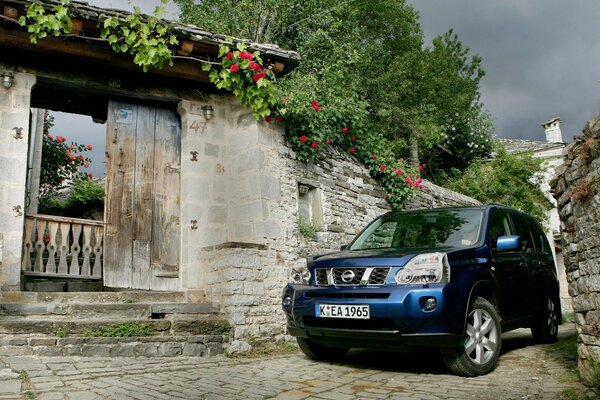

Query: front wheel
[
  {"left": 441, "top": 297, "right": 502, "bottom": 377},
  {"left": 296, "top": 337, "right": 348, "bottom": 360},
  {"left": 531, "top": 292, "right": 560, "bottom": 343}
]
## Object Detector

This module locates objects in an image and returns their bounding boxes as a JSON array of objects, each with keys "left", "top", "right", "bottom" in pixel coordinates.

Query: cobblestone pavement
[{"left": 0, "top": 325, "right": 594, "bottom": 400}]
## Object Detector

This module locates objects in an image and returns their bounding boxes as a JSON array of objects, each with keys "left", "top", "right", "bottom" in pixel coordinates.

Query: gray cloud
[{"left": 408, "top": 0, "right": 600, "bottom": 142}]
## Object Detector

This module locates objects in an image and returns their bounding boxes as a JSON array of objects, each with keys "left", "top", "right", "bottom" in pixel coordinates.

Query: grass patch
[
  {"left": 227, "top": 339, "right": 299, "bottom": 358},
  {"left": 298, "top": 218, "right": 317, "bottom": 239},
  {"left": 16, "top": 370, "right": 37, "bottom": 400},
  {"left": 548, "top": 332, "right": 578, "bottom": 360},
  {"left": 84, "top": 322, "right": 155, "bottom": 337},
  {"left": 55, "top": 327, "right": 67, "bottom": 338}
]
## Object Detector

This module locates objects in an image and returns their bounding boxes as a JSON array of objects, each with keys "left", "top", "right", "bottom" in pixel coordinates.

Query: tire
[
  {"left": 296, "top": 337, "right": 348, "bottom": 360},
  {"left": 531, "top": 292, "right": 560, "bottom": 344},
  {"left": 441, "top": 297, "right": 502, "bottom": 377}
]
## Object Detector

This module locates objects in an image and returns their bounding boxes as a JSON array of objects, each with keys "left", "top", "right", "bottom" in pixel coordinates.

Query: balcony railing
[{"left": 22, "top": 214, "right": 104, "bottom": 279}]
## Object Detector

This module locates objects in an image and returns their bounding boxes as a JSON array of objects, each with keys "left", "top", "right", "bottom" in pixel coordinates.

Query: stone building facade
[{"left": 551, "top": 115, "right": 600, "bottom": 385}]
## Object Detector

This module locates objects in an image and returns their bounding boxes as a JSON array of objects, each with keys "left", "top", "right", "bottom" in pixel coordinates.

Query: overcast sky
[{"left": 60, "top": 0, "right": 600, "bottom": 176}]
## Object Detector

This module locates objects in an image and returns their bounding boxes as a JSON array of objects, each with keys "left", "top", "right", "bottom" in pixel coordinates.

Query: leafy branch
[{"left": 18, "top": 0, "right": 73, "bottom": 44}]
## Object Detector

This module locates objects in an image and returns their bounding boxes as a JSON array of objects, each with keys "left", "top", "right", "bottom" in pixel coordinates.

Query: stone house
[
  {"left": 498, "top": 117, "right": 570, "bottom": 310},
  {"left": 551, "top": 115, "right": 600, "bottom": 385},
  {"left": 0, "top": 0, "right": 478, "bottom": 345}
]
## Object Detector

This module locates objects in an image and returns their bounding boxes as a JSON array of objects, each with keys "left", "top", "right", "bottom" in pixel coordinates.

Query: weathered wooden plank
[
  {"left": 57, "top": 222, "right": 70, "bottom": 274},
  {"left": 69, "top": 224, "right": 82, "bottom": 275},
  {"left": 21, "top": 217, "right": 35, "bottom": 272},
  {"left": 34, "top": 219, "right": 47, "bottom": 272},
  {"left": 92, "top": 226, "right": 103, "bottom": 278},
  {"left": 80, "top": 225, "right": 93, "bottom": 276},
  {"left": 133, "top": 106, "right": 155, "bottom": 241},
  {"left": 104, "top": 100, "right": 136, "bottom": 288},
  {"left": 132, "top": 240, "right": 151, "bottom": 289},
  {"left": 26, "top": 213, "right": 104, "bottom": 226},
  {"left": 151, "top": 107, "right": 181, "bottom": 291},
  {"left": 45, "top": 221, "right": 59, "bottom": 274}
]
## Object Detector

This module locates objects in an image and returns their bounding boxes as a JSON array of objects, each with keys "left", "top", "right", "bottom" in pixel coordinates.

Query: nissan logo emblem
[{"left": 341, "top": 270, "right": 355, "bottom": 283}]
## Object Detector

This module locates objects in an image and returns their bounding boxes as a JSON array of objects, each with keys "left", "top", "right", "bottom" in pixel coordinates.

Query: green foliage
[
  {"left": 443, "top": 145, "right": 552, "bottom": 222},
  {"left": 84, "top": 322, "right": 155, "bottom": 337},
  {"left": 39, "top": 112, "right": 94, "bottom": 206},
  {"left": 18, "top": 0, "right": 73, "bottom": 44},
  {"left": 40, "top": 177, "right": 105, "bottom": 219},
  {"left": 203, "top": 42, "right": 278, "bottom": 119},
  {"left": 99, "top": 0, "right": 178, "bottom": 72},
  {"left": 297, "top": 218, "right": 316, "bottom": 239},
  {"left": 55, "top": 327, "right": 67, "bottom": 338}
]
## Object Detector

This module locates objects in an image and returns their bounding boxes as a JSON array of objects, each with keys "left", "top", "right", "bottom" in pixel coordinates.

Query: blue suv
[{"left": 282, "top": 205, "right": 561, "bottom": 376}]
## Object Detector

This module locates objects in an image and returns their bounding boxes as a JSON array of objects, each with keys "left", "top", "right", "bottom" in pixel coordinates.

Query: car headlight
[
  {"left": 395, "top": 253, "right": 450, "bottom": 285},
  {"left": 290, "top": 265, "right": 311, "bottom": 285}
]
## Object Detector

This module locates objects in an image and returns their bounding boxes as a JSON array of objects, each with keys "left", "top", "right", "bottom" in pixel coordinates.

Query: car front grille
[{"left": 314, "top": 267, "right": 391, "bottom": 286}]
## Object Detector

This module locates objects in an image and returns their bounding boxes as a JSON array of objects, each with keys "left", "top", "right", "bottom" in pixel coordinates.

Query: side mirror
[
  {"left": 340, "top": 244, "right": 349, "bottom": 251},
  {"left": 496, "top": 235, "right": 521, "bottom": 251}
]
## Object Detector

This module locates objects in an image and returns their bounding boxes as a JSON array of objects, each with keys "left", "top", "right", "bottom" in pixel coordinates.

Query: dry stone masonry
[{"left": 551, "top": 114, "right": 600, "bottom": 385}]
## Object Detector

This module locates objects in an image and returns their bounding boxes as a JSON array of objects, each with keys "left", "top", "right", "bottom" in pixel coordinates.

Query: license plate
[{"left": 315, "top": 304, "right": 370, "bottom": 319}]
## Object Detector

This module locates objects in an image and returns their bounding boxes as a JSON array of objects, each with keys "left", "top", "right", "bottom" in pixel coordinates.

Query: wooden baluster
[
  {"left": 69, "top": 224, "right": 82, "bottom": 275},
  {"left": 21, "top": 217, "right": 35, "bottom": 272},
  {"left": 80, "top": 225, "right": 92, "bottom": 276},
  {"left": 92, "top": 226, "right": 103, "bottom": 278},
  {"left": 34, "top": 219, "right": 47, "bottom": 272},
  {"left": 57, "top": 222, "right": 70, "bottom": 274},
  {"left": 45, "top": 222, "right": 59, "bottom": 274}
]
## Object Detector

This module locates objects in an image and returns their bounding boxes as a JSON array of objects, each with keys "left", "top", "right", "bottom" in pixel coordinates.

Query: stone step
[
  {"left": 0, "top": 316, "right": 231, "bottom": 336},
  {"left": 0, "top": 333, "right": 226, "bottom": 357},
  {"left": 0, "top": 290, "right": 186, "bottom": 304}
]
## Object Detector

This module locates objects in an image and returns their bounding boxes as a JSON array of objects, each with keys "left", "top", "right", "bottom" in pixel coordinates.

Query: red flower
[
  {"left": 282, "top": 97, "right": 289, "bottom": 103},
  {"left": 47, "top": 134, "right": 54, "bottom": 140},
  {"left": 70, "top": 144, "right": 75, "bottom": 151},
  {"left": 67, "top": 152, "right": 76, "bottom": 161},
  {"left": 349, "top": 147, "right": 356, "bottom": 153},
  {"left": 249, "top": 61, "right": 258, "bottom": 70},
  {"left": 252, "top": 72, "right": 266, "bottom": 82},
  {"left": 83, "top": 162, "right": 90, "bottom": 168},
  {"left": 87, "top": 144, "right": 93, "bottom": 151},
  {"left": 311, "top": 141, "right": 318, "bottom": 148},
  {"left": 230, "top": 64, "right": 240, "bottom": 73},
  {"left": 299, "top": 135, "right": 308, "bottom": 143},
  {"left": 342, "top": 127, "right": 348, "bottom": 133},
  {"left": 327, "top": 138, "right": 331, "bottom": 144},
  {"left": 276, "top": 116, "right": 284, "bottom": 122},
  {"left": 56, "top": 136, "right": 65, "bottom": 143},
  {"left": 239, "top": 51, "right": 253, "bottom": 60},
  {"left": 419, "top": 185, "right": 423, "bottom": 191},
  {"left": 226, "top": 52, "right": 233, "bottom": 60},
  {"left": 265, "top": 116, "right": 272, "bottom": 123},
  {"left": 371, "top": 154, "right": 377, "bottom": 160},
  {"left": 405, "top": 177, "right": 412, "bottom": 184},
  {"left": 78, "top": 154, "right": 84, "bottom": 160},
  {"left": 380, "top": 165, "right": 386, "bottom": 171},
  {"left": 385, "top": 193, "right": 390, "bottom": 199},
  {"left": 350, "top": 135, "right": 356, "bottom": 141},
  {"left": 396, "top": 169, "right": 403, "bottom": 175},
  {"left": 311, "top": 100, "right": 319, "bottom": 111},
  {"left": 88, "top": 173, "right": 94, "bottom": 179},
  {"left": 418, "top": 165, "right": 423, "bottom": 171}
]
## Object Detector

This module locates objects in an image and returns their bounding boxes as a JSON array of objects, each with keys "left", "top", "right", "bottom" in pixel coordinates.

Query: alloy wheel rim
[{"left": 464, "top": 308, "right": 498, "bottom": 365}]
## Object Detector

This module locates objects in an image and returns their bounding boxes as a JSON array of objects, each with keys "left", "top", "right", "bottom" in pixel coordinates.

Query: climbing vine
[{"left": 18, "top": 0, "right": 73, "bottom": 44}]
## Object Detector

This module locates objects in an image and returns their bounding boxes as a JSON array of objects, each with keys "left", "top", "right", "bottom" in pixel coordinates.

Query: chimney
[{"left": 542, "top": 117, "right": 563, "bottom": 143}]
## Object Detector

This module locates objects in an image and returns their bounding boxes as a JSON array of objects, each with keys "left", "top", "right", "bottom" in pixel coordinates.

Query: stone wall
[
  {"left": 193, "top": 108, "right": 480, "bottom": 344},
  {"left": 551, "top": 115, "right": 600, "bottom": 385},
  {"left": 0, "top": 66, "right": 36, "bottom": 291}
]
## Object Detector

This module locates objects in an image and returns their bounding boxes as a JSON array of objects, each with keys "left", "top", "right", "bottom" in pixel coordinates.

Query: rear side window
[
  {"left": 488, "top": 210, "right": 511, "bottom": 250},
  {"left": 510, "top": 213, "right": 535, "bottom": 252}
]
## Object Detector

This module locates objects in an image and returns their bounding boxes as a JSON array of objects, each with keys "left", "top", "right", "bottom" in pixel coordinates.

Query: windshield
[{"left": 350, "top": 209, "right": 484, "bottom": 251}]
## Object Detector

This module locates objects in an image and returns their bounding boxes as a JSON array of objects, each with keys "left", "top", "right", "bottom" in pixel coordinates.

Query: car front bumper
[{"left": 282, "top": 283, "right": 466, "bottom": 349}]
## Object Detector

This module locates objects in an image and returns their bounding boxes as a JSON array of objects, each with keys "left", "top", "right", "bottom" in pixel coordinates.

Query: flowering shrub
[
  {"left": 40, "top": 112, "right": 94, "bottom": 204},
  {"left": 268, "top": 94, "right": 422, "bottom": 208},
  {"left": 203, "top": 43, "right": 278, "bottom": 119}
]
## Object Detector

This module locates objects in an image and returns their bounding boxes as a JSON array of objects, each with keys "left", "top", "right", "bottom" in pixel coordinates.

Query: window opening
[{"left": 297, "top": 183, "right": 324, "bottom": 231}]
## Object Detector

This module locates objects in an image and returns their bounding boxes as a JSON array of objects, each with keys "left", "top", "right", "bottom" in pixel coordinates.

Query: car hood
[{"left": 309, "top": 247, "right": 457, "bottom": 268}]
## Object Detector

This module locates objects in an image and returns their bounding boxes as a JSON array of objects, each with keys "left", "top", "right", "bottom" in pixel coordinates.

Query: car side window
[
  {"left": 529, "top": 218, "right": 550, "bottom": 254},
  {"left": 488, "top": 210, "right": 511, "bottom": 250},
  {"left": 510, "top": 213, "right": 535, "bottom": 252}
]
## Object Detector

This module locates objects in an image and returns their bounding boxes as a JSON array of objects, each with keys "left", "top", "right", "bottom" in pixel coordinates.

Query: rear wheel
[
  {"left": 441, "top": 297, "right": 502, "bottom": 377},
  {"left": 296, "top": 337, "right": 348, "bottom": 360},
  {"left": 531, "top": 292, "right": 560, "bottom": 343}
]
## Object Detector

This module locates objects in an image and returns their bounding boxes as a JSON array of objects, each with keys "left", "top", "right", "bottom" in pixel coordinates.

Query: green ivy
[
  {"left": 99, "top": 0, "right": 178, "bottom": 72},
  {"left": 18, "top": 0, "right": 73, "bottom": 44}
]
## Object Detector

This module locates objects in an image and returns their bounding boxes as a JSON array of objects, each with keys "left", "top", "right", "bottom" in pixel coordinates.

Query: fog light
[
  {"left": 423, "top": 297, "right": 437, "bottom": 311},
  {"left": 282, "top": 295, "right": 292, "bottom": 308}
]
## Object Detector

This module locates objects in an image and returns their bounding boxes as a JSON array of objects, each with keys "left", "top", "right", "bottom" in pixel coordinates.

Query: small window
[
  {"left": 510, "top": 213, "right": 535, "bottom": 252},
  {"left": 488, "top": 210, "right": 511, "bottom": 250},
  {"left": 297, "top": 183, "right": 323, "bottom": 230}
]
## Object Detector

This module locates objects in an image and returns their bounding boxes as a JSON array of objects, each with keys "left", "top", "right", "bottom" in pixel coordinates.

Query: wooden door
[{"left": 104, "top": 100, "right": 181, "bottom": 290}]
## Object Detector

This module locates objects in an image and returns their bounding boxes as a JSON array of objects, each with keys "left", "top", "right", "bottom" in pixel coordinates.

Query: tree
[
  {"left": 443, "top": 145, "right": 552, "bottom": 222},
  {"left": 175, "top": 0, "right": 494, "bottom": 173}
]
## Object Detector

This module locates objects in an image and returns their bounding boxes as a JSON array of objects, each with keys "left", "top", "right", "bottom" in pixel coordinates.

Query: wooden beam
[{"left": 0, "top": 24, "right": 210, "bottom": 83}]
